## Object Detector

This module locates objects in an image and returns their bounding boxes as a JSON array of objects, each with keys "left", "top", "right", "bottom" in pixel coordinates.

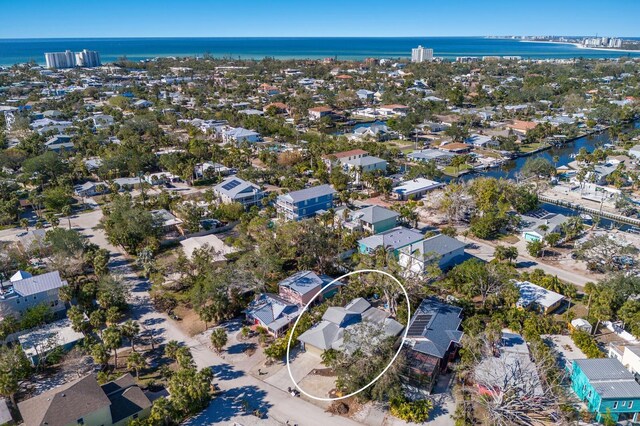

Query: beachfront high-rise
[
  {"left": 44, "top": 49, "right": 101, "bottom": 68},
  {"left": 411, "top": 45, "right": 434, "bottom": 63},
  {"left": 75, "top": 49, "right": 101, "bottom": 67}
]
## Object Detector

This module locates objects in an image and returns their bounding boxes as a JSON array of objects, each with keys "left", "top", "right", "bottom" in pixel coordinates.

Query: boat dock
[{"left": 539, "top": 195, "right": 640, "bottom": 226}]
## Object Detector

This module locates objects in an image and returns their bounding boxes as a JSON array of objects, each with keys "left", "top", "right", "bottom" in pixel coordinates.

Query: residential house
[
  {"left": 298, "top": 297, "right": 404, "bottom": 356},
  {"left": 571, "top": 358, "right": 640, "bottom": 423},
  {"left": 438, "top": 143, "right": 472, "bottom": 154},
  {"left": 356, "top": 89, "right": 375, "bottom": 102},
  {"left": 45, "top": 135, "right": 74, "bottom": 152},
  {"left": 18, "top": 373, "right": 152, "bottom": 426},
  {"left": 246, "top": 271, "right": 339, "bottom": 336},
  {"left": 321, "top": 149, "right": 369, "bottom": 172},
  {"left": 352, "top": 123, "right": 393, "bottom": 141},
  {"left": 506, "top": 120, "right": 538, "bottom": 135},
  {"left": 213, "top": 176, "right": 264, "bottom": 208},
  {"left": 91, "top": 114, "right": 114, "bottom": 129},
  {"left": 358, "top": 226, "right": 424, "bottom": 257},
  {"left": 19, "top": 318, "right": 84, "bottom": 365},
  {"left": 608, "top": 344, "right": 640, "bottom": 376},
  {"left": 308, "top": 106, "right": 334, "bottom": 121},
  {"left": 474, "top": 330, "right": 543, "bottom": 397},
  {"left": 195, "top": 161, "right": 231, "bottom": 179},
  {"left": 18, "top": 229, "right": 48, "bottom": 253},
  {"left": 398, "top": 234, "right": 466, "bottom": 274},
  {"left": 150, "top": 209, "right": 183, "bottom": 235},
  {"left": 628, "top": 145, "right": 640, "bottom": 160},
  {"left": 520, "top": 210, "right": 569, "bottom": 242},
  {"left": 222, "top": 127, "right": 262, "bottom": 144},
  {"left": 275, "top": 184, "right": 336, "bottom": 221},
  {"left": 407, "top": 149, "right": 455, "bottom": 165},
  {"left": 465, "top": 134, "right": 497, "bottom": 148},
  {"left": 515, "top": 280, "right": 565, "bottom": 314},
  {"left": 341, "top": 155, "right": 387, "bottom": 182},
  {"left": 403, "top": 298, "right": 463, "bottom": 392},
  {"left": 133, "top": 99, "right": 153, "bottom": 109},
  {"left": 340, "top": 205, "right": 399, "bottom": 234},
  {"left": 0, "top": 270, "right": 67, "bottom": 319},
  {"left": 74, "top": 181, "right": 108, "bottom": 197},
  {"left": 378, "top": 104, "right": 409, "bottom": 117},
  {"left": 392, "top": 178, "right": 444, "bottom": 201}
]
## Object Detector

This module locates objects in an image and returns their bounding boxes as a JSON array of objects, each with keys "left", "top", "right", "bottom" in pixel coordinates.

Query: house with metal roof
[
  {"left": 213, "top": 176, "right": 265, "bottom": 208},
  {"left": 275, "top": 184, "right": 336, "bottom": 221},
  {"left": 18, "top": 373, "right": 151, "bottom": 426},
  {"left": 277, "top": 270, "right": 337, "bottom": 307},
  {"left": 407, "top": 149, "right": 455, "bottom": 165},
  {"left": 298, "top": 297, "right": 403, "bottom": 356},
  {"left": 403, "top": 297, "right": 463, "bottom": 392},
  {"left": 339, "top": 205, "right": 399, "bottom": 234},
  {"left": 520, "top": 209, "right": 570, "bottom": 242},
  {"left": 19, "top": 318, "right": 84, "bottom": 366},
  {"left": 391, "top": 178, "right": 444, "bottom": 201},
  {"left": 515, "top": 280, "right": 565, "bottom": 314},
  {"left": 571, "top": 358, "right": 640, "bottom": 423},
  {"left": 358, "top": 226, "right": 424, "bottom": 257},
  {"left": 245, "top": 293, "right": 302, "bottom": 337},
  {"left": 0, "top": 270, "right": 67, "bottom": 319},
  {"left": 398, "top": 234, "right": 466, "bottom": 274}
]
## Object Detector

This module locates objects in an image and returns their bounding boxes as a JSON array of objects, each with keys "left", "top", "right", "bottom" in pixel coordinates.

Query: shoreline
[{"left": 519, "top": 39, "right": 640, "bottom": 54}]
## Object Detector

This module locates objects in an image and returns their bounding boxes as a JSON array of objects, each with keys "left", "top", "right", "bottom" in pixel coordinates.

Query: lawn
[
  {"left": 442, "top": 163, "right": 473, "bottom": 177},
  {"left": 519, "top": 142, "right": 549, "bottom": 153}
]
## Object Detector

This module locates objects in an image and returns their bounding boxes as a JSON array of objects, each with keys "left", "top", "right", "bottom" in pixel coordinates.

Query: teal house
[{"left": 571, "top": 358, "right": 640, "bottom": 423}]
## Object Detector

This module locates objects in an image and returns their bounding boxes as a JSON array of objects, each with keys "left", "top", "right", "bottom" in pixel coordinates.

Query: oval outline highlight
[{"left": 285, "top": 268, "right": 411, "bottom": 401}]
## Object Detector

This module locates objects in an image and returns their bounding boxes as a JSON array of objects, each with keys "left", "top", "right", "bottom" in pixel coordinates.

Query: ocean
[{"left": 1, "top": 37, "right": 640, "bottom": 65}]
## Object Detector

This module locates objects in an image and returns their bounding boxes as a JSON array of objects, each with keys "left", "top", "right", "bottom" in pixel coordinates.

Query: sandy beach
[{"left": 520, "top": 39, "right": 640, "bottom": 54}]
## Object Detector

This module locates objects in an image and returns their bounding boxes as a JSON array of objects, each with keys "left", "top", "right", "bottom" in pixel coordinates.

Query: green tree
[
  {"left": 526, "top": 240, "right": 544, "bottom": 258},
  {"left": 102, "top": 326, "right": 122, "bottom": 368},
  {"left": 121, "top": 320, "right": 140, "bottom": 352},
  {"left": 0, "top": 345, "right": 31, "bottom": 404},
  {"left": 126, "top": 351, "right": 146, "bottom": 377},
  {"left": 209, "top": 328, "right": 228, "bottom": 353}
]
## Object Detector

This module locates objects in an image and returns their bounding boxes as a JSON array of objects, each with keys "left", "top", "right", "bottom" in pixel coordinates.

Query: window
[
  {"left": 623, "top": 401, "right": 627, "bottom": 407},
  {"left": 613, "top": 401, "right": 618, "bottom": 409},
  {"left": 77, "top": 419, "right": 84, "bottom": 425},
  {"left": 630, "top": 401, "right": 634, "bottom": 409},
  {"left": 588, "top": 390, "right": 592, "bottom": 398}
]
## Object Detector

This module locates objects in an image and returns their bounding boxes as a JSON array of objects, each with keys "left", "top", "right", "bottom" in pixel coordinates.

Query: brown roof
[
  {"left": 18, "top": 374, "right": 111, "bottom": 426},
  {"left": 380, "top": 104, "right": 409, "bottom": 110},
  {"left": 264, "top": 102, "right": 288, "bottom": 111},
  {"left": 335, "top": 75, "right": 353, "bottom": 79},
  {"left": 322, "top": 149, "right": 369, "bottom": 160},
  {"left": 439, "top": 143, "right": 472, "bottom": 152},
  {"left": 507, "top": 120, "right": 538, "bottom": 131},
  {"left": 309, "top": 106, "right": 333, "bottom": 113}
]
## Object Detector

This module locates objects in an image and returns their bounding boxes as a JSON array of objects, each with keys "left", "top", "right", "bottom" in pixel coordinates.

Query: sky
[{"left": 1, "top": 0, "right": 639, "bottom": 38}]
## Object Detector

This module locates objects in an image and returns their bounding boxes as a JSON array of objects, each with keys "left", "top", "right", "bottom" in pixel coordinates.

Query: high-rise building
[
  {"left": 44, "top": 49, "right": 101, "bottom": 68},
  {"left": 411, "top": 45, "right": 434, "bottom": 63},
  {"left": 75, "top": 49, "right": 101, "bottom": 67},
  {"left": 44, "top": 50, "right": 76, "bottom": 69}
]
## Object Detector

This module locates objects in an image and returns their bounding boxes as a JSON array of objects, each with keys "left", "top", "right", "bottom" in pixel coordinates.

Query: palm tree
[
  {"left": 164, "top": 340, "right": 180, "bottom": 360},
  {"left": 209, "top": 328, "right": 228, "bottom": 353},
  {"left": 102, "top": 326, "right": 122, "bottom": 368},
  {"left": 62, "top": 205, "right": 72, "bottom": 229},
  {"left": 126, "top": 351, "right": 146, "bottom": 378},
  {"left": 121, "top": 320, "right": 140, "bottom": 352},
  {"left": 91, "top": 343, "right": 109, "bottom": 369}
]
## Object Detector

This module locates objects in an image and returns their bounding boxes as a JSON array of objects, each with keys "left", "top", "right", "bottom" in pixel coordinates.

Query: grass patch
[
  {"left": 519, "top": 142, "right": 549, "bottom": 153},
  {"left": 442, "top": 164, "right": 473, "bottom": 177}
]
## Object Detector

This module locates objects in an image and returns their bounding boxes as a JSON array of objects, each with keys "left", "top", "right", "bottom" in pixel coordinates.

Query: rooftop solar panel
[
  {"left": 222, "top": 180, "right": 241, "bottom": 191},
  {"left": 407, "top": 314, "right": 432, "bottom": 337}
]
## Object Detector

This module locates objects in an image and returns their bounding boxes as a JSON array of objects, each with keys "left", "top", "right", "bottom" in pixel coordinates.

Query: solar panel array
[
  {"left": 407, "top": 314, "right": 432, "bottom": 337},
  {"left": 222, "top": 179, "right": 241, "bottom": 191}
]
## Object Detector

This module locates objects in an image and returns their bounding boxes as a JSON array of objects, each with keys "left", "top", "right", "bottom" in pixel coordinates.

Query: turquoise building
[{"left": 571, "top": 358, "right": 640, "bottom": 423}]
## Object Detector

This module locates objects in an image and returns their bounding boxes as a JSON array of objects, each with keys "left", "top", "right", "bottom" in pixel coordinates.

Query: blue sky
[{"left": 1, "top": 0, "right": 638, "bottom": 38}]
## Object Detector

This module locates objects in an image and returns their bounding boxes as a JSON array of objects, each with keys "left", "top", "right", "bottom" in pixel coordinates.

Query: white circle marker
[{"left": 285, "top": 269, "right": 411, "bottom": 401}]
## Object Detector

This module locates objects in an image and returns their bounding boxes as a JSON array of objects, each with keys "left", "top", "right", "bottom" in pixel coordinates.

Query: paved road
[
  {"left": 465, "top": 237, "right": 597, "bottom": 287},
  {"left": 67, "top": 210, "right": 362, "bottom": 426}
]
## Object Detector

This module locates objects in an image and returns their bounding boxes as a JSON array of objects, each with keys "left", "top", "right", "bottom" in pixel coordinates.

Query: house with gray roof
[
  {"left": 358, "top": 226, "right": 424, "bottom": 257},
  {"left": 298, "top": 297, "right": 403, "bottom": 356},
  {"left": 275, "top": 184, "right": 336, "bottom": 221},
  {"left": 403, "top": 298, "right": 463, "bottom": 392},
  {"left": 398, "top": 234, "right": 466, "bottom": 274},
  {"left": 340, "top": 205, "right": 399, "bottom": 234},
  {"left": 213, "top": 176, "right": 264, "bottom": 208},
  {"left": 520, "top": 209, "right": 570, "bottom": 242},
  {"left": 571, "top": 358, "right": 640, "bottom": 423},
  {"left": 0, "top": 270, "right": 67, "bottom": 319},
  {"left": 18, "top": 373, "right": 151, "bottom": 426},
  {"left": 407, "top": 149, "right": 455, "bottom": 165},
  {"left": 245, "top": 293, "right": 302, "bottom": 337}
]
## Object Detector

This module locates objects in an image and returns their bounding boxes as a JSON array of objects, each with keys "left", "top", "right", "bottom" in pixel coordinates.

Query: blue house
[
  {"left": 571, "top": 358, "right": 640, "bottom": 423},
  {"left": 275, "top": 184, "right": 336, "bottom": 221}
]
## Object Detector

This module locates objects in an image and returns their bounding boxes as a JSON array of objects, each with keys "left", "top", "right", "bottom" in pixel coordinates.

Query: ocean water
[{"left": 1, "top": 37, "right": 640, "bottom": 65}]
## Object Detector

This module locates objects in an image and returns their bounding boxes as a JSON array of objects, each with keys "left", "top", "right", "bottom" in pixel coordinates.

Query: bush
[
  {"left": 571, "top": 330, "right": 603, "bottom": 358},
  {"left": 389, "top": 397, "right": 432, "bottom": 423}
]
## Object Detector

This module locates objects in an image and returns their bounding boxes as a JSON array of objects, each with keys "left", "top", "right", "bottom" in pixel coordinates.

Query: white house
[
  {"left": 392, "top": 178, "right": 444, "bottom": 201},
  {"left": 398, "top": 234, "right": 466, "bottom": 274}
]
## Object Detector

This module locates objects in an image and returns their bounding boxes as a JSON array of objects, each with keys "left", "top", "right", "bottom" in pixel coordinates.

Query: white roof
[
  {"left": 393, "top": 178, "right": 444, "bottom": 195},
  {"left": 19, "top": 318, "right": 84, "bottom": 360},
  {"left": 516, "top": 281, "right": 565, "bottom": 309}
]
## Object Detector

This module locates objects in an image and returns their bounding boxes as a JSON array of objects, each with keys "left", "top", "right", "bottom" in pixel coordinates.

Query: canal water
[{"left": 456, "top": 120, "right": 640, "bottom": 229}]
